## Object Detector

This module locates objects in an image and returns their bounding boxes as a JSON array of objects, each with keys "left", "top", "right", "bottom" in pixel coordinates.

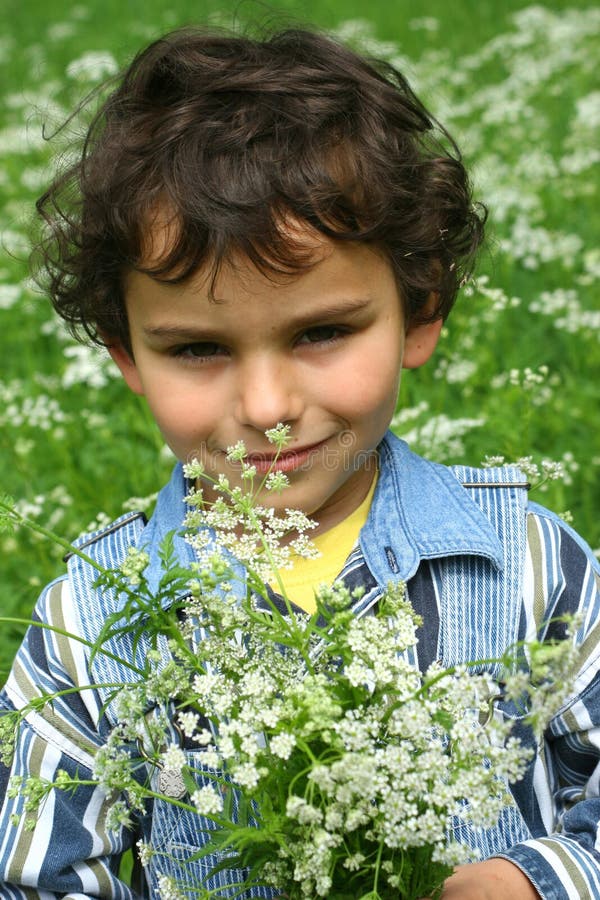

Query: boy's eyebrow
[
  {"left": 286, "top": 298, "right": 374, "bottom": 326},
  {"left": 142, "top": 298, "right": 374, "bottom": 340}
]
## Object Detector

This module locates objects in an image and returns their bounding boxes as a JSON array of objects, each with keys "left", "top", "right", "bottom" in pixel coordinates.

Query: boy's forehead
[
  {"left": 125, "top": 203, "right": 404, "bottom": 323},
  {"left": 125, "top": 226, "right": 401, "bottom": 325},
  {"left": 138, "top": 206, "right": 183, "bottom": 268},
  {"left": 138, "top": 205, "right": 327, "bottom": 274}
]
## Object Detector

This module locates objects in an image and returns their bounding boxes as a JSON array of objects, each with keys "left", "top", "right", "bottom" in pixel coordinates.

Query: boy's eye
[
  {"left": 175, "top": 342, "right": 227, "bottom": 360},
  {"left": 297, "top": 325, "right": 346, "bottom": 345}
]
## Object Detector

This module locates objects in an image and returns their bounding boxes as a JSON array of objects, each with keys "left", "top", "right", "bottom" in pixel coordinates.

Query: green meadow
[{"left": 1, "top": 0, "right": 599, "bottom": 678}]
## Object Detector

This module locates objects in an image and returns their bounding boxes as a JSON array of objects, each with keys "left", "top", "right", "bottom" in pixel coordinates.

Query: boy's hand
[{"left": 419, "top": 859, "right": 541, "bottom": 899}]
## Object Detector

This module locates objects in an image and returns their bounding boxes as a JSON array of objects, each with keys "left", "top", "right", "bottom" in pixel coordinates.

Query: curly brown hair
[{"left": 33, "top": 26, "right": 485, "bottom": 353}]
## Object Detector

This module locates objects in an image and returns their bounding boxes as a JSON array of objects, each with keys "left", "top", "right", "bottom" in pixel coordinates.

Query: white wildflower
[
  {"left": 66, "top": 51, "right": 118, "bottom": 81},
  {"left": 199, "top": 749, "right": 221, "bottom": 769},
  {"left": 344, "top": 660, "right": 373, "bottom": 689},
  {"left": 62, "top": 344, "right": 117, "bottom": 389},
  {"left": 481, "top": 454, "right": 506, "bottom": 467},
  {"left": 177, "top": 711, "right": 200, "bottom": 738},
  {"left": 265, "top": 471, "right": 289, "bottom": 493},
  {"left": 182, "top": 458, "right": 205, "bottom": 480},
  {"left": 161, "top": 745, "right": 186, "bottom": 772},
  {"left": 119, "top": 547, "right": 149, "bottom": 586},
  {"left": 307, "top": 765, "right": 335, "bottom": 793},
  {"left": 286, "top": 795, "right": 323, "bottom": 825},
  {"left": 232, "top": 762, "right": 261, "bottom": 790},
  {"left": 216, "top": 474, "right": 230, "bottom": 493},
  {"left": 106, "top": 800, "right": 133, "bottom": 831},
  {"left": 226, "top": 440, "right": 247, "bottom": 462},
  {"left": 0, "top": 124, "right": 46, "bottom": 154},
  {"left": 270, "top": 732, "right": 296, "bottom": 760},
  {"left": 265, "top": 422, "right": 291, "bottom": 448},
  {"left": 191, "top": 785, "right": 224, "bottom": 815},
  {"left": 0, "top": 285, "right": 21, "bottom": 310},
  {"left": 156, "top": 874, "right": 186, "bottom": 900},
  {"left": 399, "top": 413, "right": 485, "bottom": 459},
  {"left": 574, "top": 90, "right": 600, "bottom": 129},
  {"left": 541, "top": 459, "right": 565, "bottom": 481},
  {"left": 434, "top": 357, "right": 477, "bottom": 384},
  {"left": 282, "top": 508, "right": 318, "bottom": 533},
  {"left": 121, "top": 492, "right": 158, "bottom": 513},
  {"left": 194, "top": 728, "right": 214, "bottom": 746},
  {"left": 136, "top": 839, "right": 154, "bottom": 867}
]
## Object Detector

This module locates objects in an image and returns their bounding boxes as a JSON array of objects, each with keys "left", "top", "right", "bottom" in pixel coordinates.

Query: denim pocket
[{"left": 146, "top": 750, "right": 278, "bottom": 899}]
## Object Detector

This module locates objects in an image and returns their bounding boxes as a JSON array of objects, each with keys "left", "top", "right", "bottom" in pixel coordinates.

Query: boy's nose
[{"left": 234, "top": 356, "right": 303, "bottom": 431}]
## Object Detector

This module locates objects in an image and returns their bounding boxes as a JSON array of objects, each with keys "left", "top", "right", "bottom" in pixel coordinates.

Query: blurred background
[{"left": 1, "top": 0, "right": 599, "bottom": 677}]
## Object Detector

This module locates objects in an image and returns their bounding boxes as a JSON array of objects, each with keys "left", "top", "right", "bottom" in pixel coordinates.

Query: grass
[{"left": 1, "top": 0, "right": 599, "bottom": 678}]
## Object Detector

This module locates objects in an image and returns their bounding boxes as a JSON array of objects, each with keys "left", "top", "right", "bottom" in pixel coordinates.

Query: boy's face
[{"left": 111, "top": 228, "right": 441, "bottom": 533}]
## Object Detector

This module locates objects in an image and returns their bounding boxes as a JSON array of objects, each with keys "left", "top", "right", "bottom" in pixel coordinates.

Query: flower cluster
[
  {"left": 181, "top": 429, "right": 319, "bottom": 584},
  {"left": 72, "top": 548, "right": 575, "bottom": 900},
  {"left": 1, "top": 432, "right": 580, "bottom": 900}
]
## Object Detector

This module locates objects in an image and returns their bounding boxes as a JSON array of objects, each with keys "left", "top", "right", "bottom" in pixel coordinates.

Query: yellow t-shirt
[{"left": 273, "top": 475, "right": 378, "bottom": 614}]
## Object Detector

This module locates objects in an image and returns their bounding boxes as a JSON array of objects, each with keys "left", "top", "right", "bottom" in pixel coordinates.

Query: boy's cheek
[{"left": 145, "top": 402, "right": 218, "bottom": 459}]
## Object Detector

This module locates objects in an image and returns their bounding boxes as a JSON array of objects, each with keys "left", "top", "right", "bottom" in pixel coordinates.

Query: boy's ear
[
  {"left": 402, "top": 315, "right": 443, "bottom": 369},
  {"left": 106, "top": 342, "right": 145, "bottom": 395}
]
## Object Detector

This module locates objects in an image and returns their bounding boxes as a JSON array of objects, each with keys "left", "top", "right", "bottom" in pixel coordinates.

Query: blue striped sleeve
[
  {"left": 0, "top": 579, "right": 137, "bottom": 899},
  {"left": 499, "top": 507, "right": 600, "bottom": 899}
]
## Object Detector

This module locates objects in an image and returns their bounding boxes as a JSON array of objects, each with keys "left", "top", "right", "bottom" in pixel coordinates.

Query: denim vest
[{"left": 67, "top": 433, "right": 532, "bottom": 897}]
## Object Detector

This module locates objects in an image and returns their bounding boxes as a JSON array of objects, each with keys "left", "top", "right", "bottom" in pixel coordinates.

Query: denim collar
[
  {"left": 361, "top": 432, "right": 504, "bottom": 585},
  {"left": 139, "top": 430, "right": 504, "bottom": 595},
  {"left": 138, "top": 464, "right": 197, "bottom": 598}
]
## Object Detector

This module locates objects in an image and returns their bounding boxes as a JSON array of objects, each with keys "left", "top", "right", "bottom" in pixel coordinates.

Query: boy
[{"left": 1, "top": 25, "right": 600, "bottom": 900}]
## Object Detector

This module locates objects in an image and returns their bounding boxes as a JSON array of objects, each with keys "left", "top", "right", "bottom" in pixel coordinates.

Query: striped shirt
[{"left": 1, "top": 435, "right": 600, "bottom": 899}]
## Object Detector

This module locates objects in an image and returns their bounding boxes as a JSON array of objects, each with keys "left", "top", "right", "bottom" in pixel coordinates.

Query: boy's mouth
[{"left": 243, "top": 439, "right": 327, "bottom": 474}]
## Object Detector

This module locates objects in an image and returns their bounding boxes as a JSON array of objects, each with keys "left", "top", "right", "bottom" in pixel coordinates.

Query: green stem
[
  {"left": 242, "top": 571, "right": 316, "bottom": 676},
  {"left": 0, "top": 499, "right": 146, "bottom": 612},
  {"left": 22, "top": 681, "right": 136, "bottom": 713},
  {"left": 0, "top": 500, "right": 110, "bottom": 571},
  {"left": 0, "top": 617, "right": 144, "bottom": 675},
  {"left": 369, "top": 837, "right": 385, "bottom": 899}
]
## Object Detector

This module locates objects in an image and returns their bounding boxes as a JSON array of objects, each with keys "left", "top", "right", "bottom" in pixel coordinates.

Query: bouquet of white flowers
[{"left": 0, "top": 428, "right": 578, "bottom": 900}]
